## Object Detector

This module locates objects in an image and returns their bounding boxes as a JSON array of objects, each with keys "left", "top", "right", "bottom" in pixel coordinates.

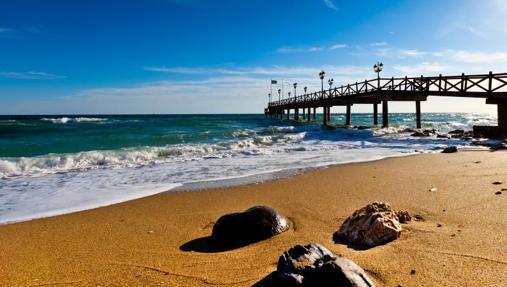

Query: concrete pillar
[
  {"left": 313, "top": 107, "right": 316, "bottom": 120},
  {"left": 307, "top": 107, "right": 311, "bottom": 121},
  {"left": 382, "top": 100, "right": 389, "bottom": 128},
  {"left": 373, "top": 103, "right": 378, "bottom": 126},
  {"left": 416, "top": 101, "right": 421, "bottom": 129},
  {"left": 323, "top": 106, "right": 328, "bottom": 125},
  {"left": 346, "top": 104, "right": 351, "bottom": 126},
  {"left": 327, "top": 107, "right": 331, "bottom": 122}
]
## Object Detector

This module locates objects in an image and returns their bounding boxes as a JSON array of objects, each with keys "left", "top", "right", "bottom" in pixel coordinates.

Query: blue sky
[{"left": 1, "top": 0, "right": 507, "bottom": 114}]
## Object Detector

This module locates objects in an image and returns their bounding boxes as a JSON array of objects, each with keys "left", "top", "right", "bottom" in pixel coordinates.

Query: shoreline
[
  {"left": 0, "top": 149, "right": 434, "bottom": 226},
  {"left": 1, "top": 151, "right": 506, "bottom": 286}
]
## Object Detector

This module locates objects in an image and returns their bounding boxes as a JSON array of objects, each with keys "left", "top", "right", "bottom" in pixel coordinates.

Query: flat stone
[
  {"left": 211, "top": 205, "right": 289, "bottom": 245},
  {"left": 277, "top": 243, "right": 375, "bottom": 287},
  {"left": 334, "top": 202, "right": 409, "bottom": 247},
  {"left": 442, "top": 146, "right": 458, "bottom": 153}
]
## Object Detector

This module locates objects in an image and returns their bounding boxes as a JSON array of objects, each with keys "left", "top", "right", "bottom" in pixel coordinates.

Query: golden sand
[{"left": 1, "top": 151, "right": 506, "bottom": 286}]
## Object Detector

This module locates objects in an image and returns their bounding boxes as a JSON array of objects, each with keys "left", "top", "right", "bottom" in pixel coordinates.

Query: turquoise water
[
  {"left": 0, "top": 113, "right": 493, "bottom": 158},
  {"left": 0, "top": 113, "right": 495, "bottom": 224}
]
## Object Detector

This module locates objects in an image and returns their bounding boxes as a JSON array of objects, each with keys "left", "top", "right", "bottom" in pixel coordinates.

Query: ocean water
[{"left": 0, "top": 113, "right": 496, "bottom": 224}]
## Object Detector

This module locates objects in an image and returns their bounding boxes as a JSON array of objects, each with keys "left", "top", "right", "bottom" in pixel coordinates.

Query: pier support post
[
  {"left": 382, "top": 100, "right": 389, "bottom": 128},
  {"left": 302, "top": 108, "right": 305, "bottom": 120},
  {"left": 323, "top": 106, "right": 328, "bottom": 125},
  {"left": 373, "top": 103, "right": 378, "bottom": 126},
  {"left": 498, "top": 103, "right": 507, "bottom": 133},
  {"left": 346, "top": 104, "right": 351, "bottom": 126},
  {"left": 415, "top": 101, "right": 421, "bottom": 129},
  {"left": 307, "top": 107, "right": 311, "bottom": 121},
  {"left": 327, "top": 107, "right": 331, "bottom": 122},
  {"left": 295, "top": 108, "right": 299, "bottom": 121},
  {"left": 313, "top": 108, "right": 316, "bottom": 120}
]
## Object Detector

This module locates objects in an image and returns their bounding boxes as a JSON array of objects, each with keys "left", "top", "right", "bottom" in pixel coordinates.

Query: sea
[{"left": 0, "top": 113, "right": 496, "bottom": 224}]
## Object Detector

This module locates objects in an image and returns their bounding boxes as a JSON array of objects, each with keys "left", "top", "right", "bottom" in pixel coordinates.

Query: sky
[{"left": 1, "top": 0, "right": 507, "bottom": 114}]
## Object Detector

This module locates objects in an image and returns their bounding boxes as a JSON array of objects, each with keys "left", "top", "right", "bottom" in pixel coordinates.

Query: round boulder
[
  {"left": 334, "top": 202, "right": 410, "bottom": 247},
  {"left": 442, "top": 146, "right": 458, "bottom": 153},
  {"left": 277, "top": 243, "right": 375, "bottom": 287},
  {"left": 211, "top": 205, "right": 289, "bottom": 245}
]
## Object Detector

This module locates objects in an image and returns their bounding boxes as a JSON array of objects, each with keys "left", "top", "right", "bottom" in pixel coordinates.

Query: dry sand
[{"left": 1, "top": 151, "right": 507, "bottom": 286}]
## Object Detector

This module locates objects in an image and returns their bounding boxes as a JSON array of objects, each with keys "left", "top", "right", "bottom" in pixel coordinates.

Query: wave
[
  {"left": 41, "top": 117, "right": 107, "bottom": 124},
  {"left": 0, "top": 126, "right": 309, "bottom": 177},
  {"left": 0, "top": 120, "right": 475, "bottom": 179}
]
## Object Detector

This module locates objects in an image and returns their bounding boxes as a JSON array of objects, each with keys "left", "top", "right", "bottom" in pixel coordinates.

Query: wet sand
[{"left": 0, "top": 151, "right": 506, "bottom": 286}]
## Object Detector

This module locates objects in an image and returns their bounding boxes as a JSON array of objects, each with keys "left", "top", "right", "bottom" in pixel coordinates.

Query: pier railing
[{"left": 268, "top": 72, "right": 507, "bottom": 108}]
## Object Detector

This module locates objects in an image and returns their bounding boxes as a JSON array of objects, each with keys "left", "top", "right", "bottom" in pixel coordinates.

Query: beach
[{"left": 1, "top": 150, "right": 506, "bottom": 286}]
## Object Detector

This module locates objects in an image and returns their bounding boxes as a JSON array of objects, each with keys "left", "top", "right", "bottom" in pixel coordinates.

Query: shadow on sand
[
  {"left": 333, "top": 233, "right": 390, "bottom": 251},
  {"left": 251, "top": 272, "right": 278, "bottom": 287},
  {"left": 180, "top": 236, "right": 260, "bottom": 253}
]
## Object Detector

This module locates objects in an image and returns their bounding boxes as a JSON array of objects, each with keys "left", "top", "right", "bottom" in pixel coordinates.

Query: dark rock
[
  {"left": 495, "top": 191, "right": 502, "bottom": 195},
  {"left": 448, "top": 129, "right": 465, "bottom": 135},
  {"left": 442, "top": 146, "right": 458, "bottom": 153},
  {"left": 490, "top": 143, "right": 507, "bottom": 151},
  {"left": 211, "top": 205, "right": 289, "bottom": 245},
  {"left": 414, "top": 214, "right": 425, "bottom": 221},
  {"left": 493, "top": 181, "right": 503, "bottom": 185},
  {"left": 401, "top": 128, "right": 418, "bottom": 133},
  {"left": 356, "top": 126, "right": 370, "bottom": 130},
  {"left": 412, "top": 129, "right": 437, "bottom": 137},
  {"left": 436, "top": 134, "right": 450, "bottom": 139},
  {"left": 411, "top": 131, "right": 430, "bottom": 137},
  {"left": 277, "top": 243, "right": 375, "bottom": 287},
  {"left": 333, "top": 202, "right": 408, "bottom": 247}
]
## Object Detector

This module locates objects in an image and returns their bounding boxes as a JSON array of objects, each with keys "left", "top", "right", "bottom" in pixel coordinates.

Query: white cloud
[
  {"left": 144, "top": 66, "right": 212, "bottom": 74},
  {"left": 451, "top": 50, "right": 507, "bottom": 64},
  {"left": 392, "top": 62, "right": 450, "bottom": 75},
  {"left": 277, "top": 46, "right": 325, "bottom": 53},
  {"left": 144, "top": 65, "right": 371, "bottom": 79},
  {"left": 0, "top": 27, "right": 15, "bottom": 38},
  {"left": 323, "top": 0, "right": 338, "bottom": 11},
  {"left": 369, "top": 42, "right": 388, "bottom": 47},
  {"left": 330, "top": 44, "right": 348, "bottom": 50},
  {"left": 0, "top": 71, "right": 64, "bottom": 80}
]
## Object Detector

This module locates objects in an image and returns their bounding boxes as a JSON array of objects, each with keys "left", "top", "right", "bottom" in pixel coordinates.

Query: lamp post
[
  {"left": 304, "top": 86, "right": 307, "bottom": 95},
  {"left": 319, "top": 70, "right": 327, "bottom": 124},
  {"left": 293, "top": 82, "right": 297, "bottom": 103},
  {"left": 319, "top": 71, "right": 325, "bottom": 93},
  {"left": 328, "top": 78, "right": 334, "bottom": 89},
  {"left": 374, "top": 62, "right": 386, "bottom": 127},
  {"left": 277, "top": 89, "right": 281, "bottom": 102},
  {"left": 373, "top": 62, "right": 383, "bottom": 88},
  {"left": 268, "top": 93, "right": 271, "bottom": 104}
]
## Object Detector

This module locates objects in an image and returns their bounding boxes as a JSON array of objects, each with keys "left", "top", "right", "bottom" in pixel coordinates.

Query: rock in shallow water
[
  {"left": 334, "top": 202, "right": 410, "bottom": 247},
  {"left": 277, "top": 243, "right": 375, "bottom": 287},
  {"left": 442, "top": 146, "right": 458, "bottom": 153},
  {"left": 211, "top": 205, "right": 289, "bottom": 245}
]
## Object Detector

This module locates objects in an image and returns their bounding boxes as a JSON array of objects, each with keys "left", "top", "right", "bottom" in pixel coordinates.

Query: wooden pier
[{"left": 265, "top": 72, "right": 507, "bottom": 136}]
